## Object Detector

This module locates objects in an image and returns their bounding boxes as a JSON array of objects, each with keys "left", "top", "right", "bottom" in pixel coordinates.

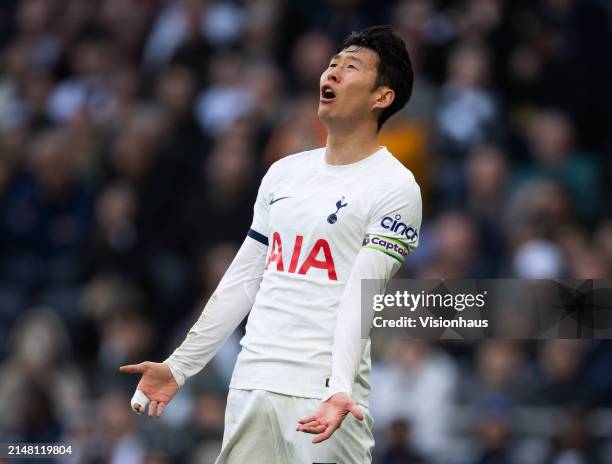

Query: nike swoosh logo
[{"left": 270, "top": 196, "right": 291, "bottom": 205}]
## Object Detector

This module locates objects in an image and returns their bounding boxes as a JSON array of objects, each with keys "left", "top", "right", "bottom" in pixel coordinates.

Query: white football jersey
[{"left": 230, "top": 146, "right": 422, "bottom": 405}]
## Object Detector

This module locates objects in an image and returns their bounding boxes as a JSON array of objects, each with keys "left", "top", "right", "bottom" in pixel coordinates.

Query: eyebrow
[{"left": 331, "top": 53, "right": 364, "bottom": 64}]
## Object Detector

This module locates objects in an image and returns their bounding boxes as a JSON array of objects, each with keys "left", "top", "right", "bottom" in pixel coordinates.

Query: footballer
[{"left": 120, "top": 25, "right": 421, "bottom": 463}]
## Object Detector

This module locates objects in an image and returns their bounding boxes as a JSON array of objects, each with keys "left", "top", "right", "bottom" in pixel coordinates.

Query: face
[{"left": 318, "top": 46, "right": 392, "bottom": 127}]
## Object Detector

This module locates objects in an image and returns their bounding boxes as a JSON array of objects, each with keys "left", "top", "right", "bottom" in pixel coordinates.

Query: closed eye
[
  {"left": 348, "top": 64, "right": 357, "bottom": 69},
  {"left": 329, "top": 63, "right": 337, "bottom": 68}
]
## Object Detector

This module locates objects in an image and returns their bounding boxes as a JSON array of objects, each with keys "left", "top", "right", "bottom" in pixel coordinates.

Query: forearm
[
  {"left": 164, "top": 236, "right": 266, "bottom": 386},
  {"left": 326, "top": 248, "right": 399, "bottom": 397}
]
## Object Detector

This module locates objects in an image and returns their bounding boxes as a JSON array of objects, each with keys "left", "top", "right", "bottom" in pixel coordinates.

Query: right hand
[{"left": 119, "top": 361, "right": 179, "bottom": 418}]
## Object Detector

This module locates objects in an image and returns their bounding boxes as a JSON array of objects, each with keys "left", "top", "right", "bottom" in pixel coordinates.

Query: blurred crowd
[{"left": 0, "top": 0, "right": 611, "bottom": 463}]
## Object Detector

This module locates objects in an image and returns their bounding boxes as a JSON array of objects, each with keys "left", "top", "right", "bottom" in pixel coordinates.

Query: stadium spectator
[{"left": 0, "top": 0, "right": 611, "bottom": 461}]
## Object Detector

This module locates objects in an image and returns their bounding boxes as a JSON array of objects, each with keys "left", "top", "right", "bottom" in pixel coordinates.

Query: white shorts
[{"left": 215, "top": 388, "right": 375, "bottom": 464}]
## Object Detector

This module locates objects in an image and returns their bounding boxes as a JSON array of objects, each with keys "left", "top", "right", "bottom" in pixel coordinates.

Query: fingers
[
  {"left": 148, "top": 400, "right": 167, "bottom": 418},
  {"left": 130, "top": 389, "right": 166, "bottom": 418},
  {"left": 130, "top": 389, "right": 150, "bottom": 415},
  {"left": 148, "top": 400, "right": 158, "bottom": 417},
  {"left": 295, "top": 419, "right": 327, "bottom": 433},
  {"left": 349, "top": 404, "right": 365, "bottom": 421},
  {"left": 119, "top": 362, "right": 147, "bottom": 375},
  {"left": 297, "top": 421, "right": 326, "bottom": 434},
  {"left": 298, "top": 420, "right": 320, "bottom": 429},
  {"left": 312, "top": 423, "right": 338, "bottom": 444},
  {"left": 156, "top": 402, "right": 166, "bottom": 418},
  {"left": 298, "top": 415, "right": 317, "bottom": 425}
]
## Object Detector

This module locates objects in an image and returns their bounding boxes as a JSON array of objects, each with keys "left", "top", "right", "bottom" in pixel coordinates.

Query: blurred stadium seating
[{"left": 1, "top": 0, "right": 611, "bottom": 463}]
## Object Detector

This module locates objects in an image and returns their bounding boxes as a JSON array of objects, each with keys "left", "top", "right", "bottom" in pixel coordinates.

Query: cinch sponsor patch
[
  {"left": 362, "top": 234, "right": 409, "bottom": 263},
  {"left": 380, "top": 214, "right": 418, "bottom": 242}
]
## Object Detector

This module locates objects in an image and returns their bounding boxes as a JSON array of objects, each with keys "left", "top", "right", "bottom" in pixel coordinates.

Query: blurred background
[{"left": 0, "top": 0, "right": 611, "bottom": 462}]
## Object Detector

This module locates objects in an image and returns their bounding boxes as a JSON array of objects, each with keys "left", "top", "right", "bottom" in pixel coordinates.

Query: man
[{"left": 120, "top": 25, "right": 421, "bottom": 463}]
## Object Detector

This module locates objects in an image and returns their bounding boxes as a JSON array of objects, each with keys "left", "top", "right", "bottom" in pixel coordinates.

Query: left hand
[{"left": 296, "top": 392, "right": 364, "bottom": 443}]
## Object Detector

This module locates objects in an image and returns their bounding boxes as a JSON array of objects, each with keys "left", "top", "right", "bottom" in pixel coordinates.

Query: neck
[{"left": 324, "top": 121, "right": 381, "bottom": 165}]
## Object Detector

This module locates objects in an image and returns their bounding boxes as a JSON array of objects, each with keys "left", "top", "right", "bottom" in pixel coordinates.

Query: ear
[{"left": 372, "top": 87, "right": 395, "bottom": 111}]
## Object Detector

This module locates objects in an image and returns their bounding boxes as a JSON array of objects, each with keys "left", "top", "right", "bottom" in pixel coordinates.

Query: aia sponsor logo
[{"left": 265, "top": 232, "right": 337, "bottom": 280}]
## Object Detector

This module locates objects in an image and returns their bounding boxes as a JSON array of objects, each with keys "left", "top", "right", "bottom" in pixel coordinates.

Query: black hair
[{"left": 340, "top": 25, "right": 413, "bottom": 130}]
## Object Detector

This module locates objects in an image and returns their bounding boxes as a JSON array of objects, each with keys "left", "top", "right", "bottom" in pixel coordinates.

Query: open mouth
[{"left": 320, "top": 85, "right": 336, "bottom": 103}]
